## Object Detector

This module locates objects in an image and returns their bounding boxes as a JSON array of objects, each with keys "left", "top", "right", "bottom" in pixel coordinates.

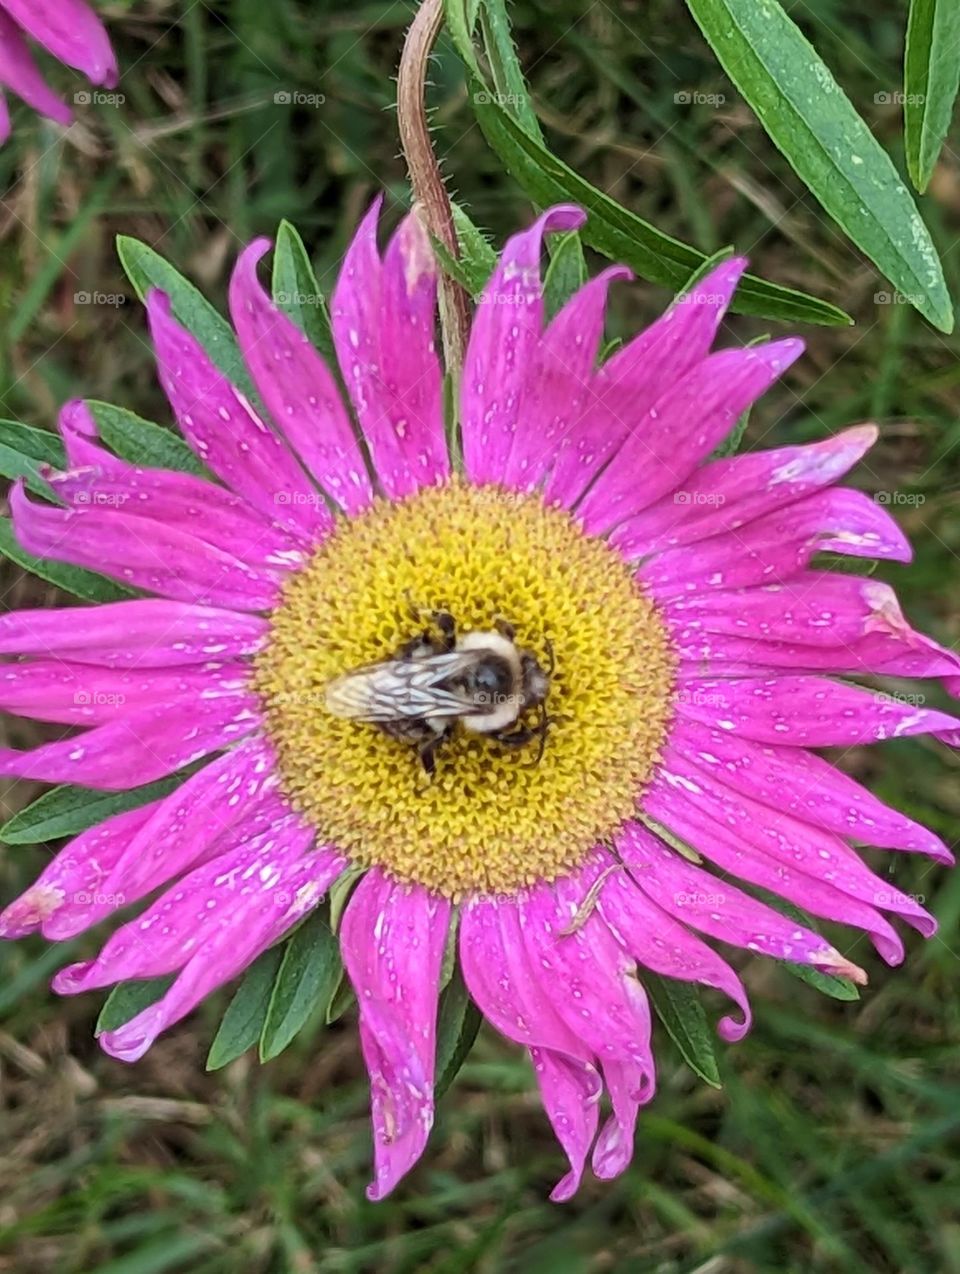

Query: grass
[{"left": 1, "top": 1, "right": 959, "bottom": 1270}]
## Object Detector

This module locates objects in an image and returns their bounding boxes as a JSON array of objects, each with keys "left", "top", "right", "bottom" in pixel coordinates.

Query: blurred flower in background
[{"left": 0, "top": 0, "right": 116, "bottom": 142}]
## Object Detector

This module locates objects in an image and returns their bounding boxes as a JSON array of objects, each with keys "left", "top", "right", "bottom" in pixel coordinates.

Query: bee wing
[{"left": 325, "top": 651, "right": 479, "bottom": 722}]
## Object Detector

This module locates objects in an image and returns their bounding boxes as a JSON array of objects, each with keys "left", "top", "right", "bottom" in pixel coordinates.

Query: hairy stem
[{"left": 397, "top": 0, "right": 471, "bottom": 381}]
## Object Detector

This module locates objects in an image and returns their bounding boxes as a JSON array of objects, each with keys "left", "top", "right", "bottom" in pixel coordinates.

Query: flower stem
[{"left": 397, "top": 0, "right": 471, "bottom": 382}]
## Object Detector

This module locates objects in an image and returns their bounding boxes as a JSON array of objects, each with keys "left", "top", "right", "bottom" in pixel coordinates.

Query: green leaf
[
  {"left": 259, "top": 911, "right": 342, "bottom": 1061},
  {"left": 88, "top": 401, "right": 205, "bottom": 475},
  {"left": 478, "top": 0, "right": 544, "bottom": 141},
  {"left": 430, "top": 204, "right": 498, "bottom": 299},
  {"left": 116, "top": 235, "right": 255, "bottom": 395},
  {"left": 206, "top": 945, "right": 285, "bottom": 1070},
  {"left": 96, "top": 976, "right": 173, "bottom": 1035},
  {"left": 444, "top": 0, "right": 849, "bottom": 327},
  {"left": 0, "top": 769, "right": 200, "bottom": 845},
  {"left": 757, "top": 892, "right": 861, "bottom": 1001},
  {"left": 685, "top": 0, "right": 953, "bottom": 332},
  {"left": 904, "top": 0, "right": 960, "bottom": 193},
  {"left": 435, "top": 965, "right": 483, "bottom": 1097},
  {"left": 271, "top": 219, "right": 337, "bottom": 367},
  {"left": 645, "top": 973, "right": 722, "bottom": 1088},
  {"left": 543, "top": 230, "right": 588, "bottom": 319},
  {"left": 0, "top": 419, "right": 65, "bottom": 497},
  {"left": 0, "top": 518, "right": 134, "bottom": 604}
]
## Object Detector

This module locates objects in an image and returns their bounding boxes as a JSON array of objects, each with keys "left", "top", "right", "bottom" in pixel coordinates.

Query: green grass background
[{"left": 1, "top": 2, "right": 959, "bottom": 1270}]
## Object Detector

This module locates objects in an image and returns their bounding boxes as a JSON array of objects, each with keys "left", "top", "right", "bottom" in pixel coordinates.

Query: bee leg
[
  {"left": 493, "top": 616, "right": 516, "bottom": 642},
  {"left": 489, "top": 706, "right": 552, "bottom": 766},
  {"left": 430, "top": 610, "right": 456, "bottom": 652},
  {"left": 415, "top": 721, "right": 452, "bottom": 788}
]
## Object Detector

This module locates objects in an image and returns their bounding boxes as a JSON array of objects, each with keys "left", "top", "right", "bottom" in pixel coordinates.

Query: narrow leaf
[
  {"left": 645, "top": 973, "right": 722, "bottom": 1088},
  {"left": 543, "top": 230, "right": 588, "bottom": 318},
  {"left": 259, "top": 911, "right": 341, "bottom": 1061},
  {"left": 88, "top": 401, "right": 205, "bottom": 475},
  {"left": 435, "top": 965, "right": 483, "bottom": 1097},
  {"left": 271, "top": 219, "right": 337, "bottom": 366},
  {"left": 96, "top": 976, "right": 173, "bottom": 1035},
  {"left": 686, "top": 0, "right": 953, "bottom": 332},
  {"left": 0, "top": 418, "right": 65, "bottom": 466},
  {"left": 0, "top": 518, "right": 134, "bottom": 604},
  {"left": 206, "top": 945, "right": 285, "bottom": 1070},
  {"left": 116, "top": 235, "right": 255, "bottom": 395},
  {"left": 756, "top": 891, "right": 860, "bottom": 1001},
  {"left": 0, "top": 769, "right": 200, "bottom": 845},
  {"left": 444, "top": 0, "right": 849, "bottom": 327},
  {"left": 904, "top": 0, "right": 960, "bottom": 193}
]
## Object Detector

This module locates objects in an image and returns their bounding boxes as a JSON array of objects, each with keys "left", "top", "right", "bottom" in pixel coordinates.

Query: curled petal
[
  {"left": 340, "top": 869, "right": 451, "bottom": 1200},
  {"left": 617, "top": 821, "right": 868, "bottom": 983},
  {"left": 532, "top": 1046, "right": 602, "bottom": 1202}
]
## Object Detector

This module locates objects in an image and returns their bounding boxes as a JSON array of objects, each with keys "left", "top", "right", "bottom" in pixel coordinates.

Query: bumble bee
[{"left": 324, "top": 611, "right": 554, "bottom": 776}]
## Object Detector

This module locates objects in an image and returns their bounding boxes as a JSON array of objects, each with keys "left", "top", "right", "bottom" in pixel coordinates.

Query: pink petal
[
  {"left": 0, "top": 9, "right": 71, "bottom": 124},
  {"left": 576, "top": 339, "right": 804, "bottom": 536},
  {"left": 95, "top": 836, "right": 346, "bottom": 1062},
  {"left": 520, "top": 866, "right": 656, "bottom": 1078},
  {"left": 596, "top": 858, "right": 752, "bottom": 1041},
  {"left": 146, "top": 290, "right": 329, "bottom": 544},
  {"left": 676, "top": 674, "right": 960, "bottom": 746},
  {"left": 670, "top": 718, "right": 952, "bottom": 862},
  {"left": 659, "top": 748, "right": 937, "bottom": 935},
  {"left": 0, "top": 659, "right": 251, "bottom": 726},
  {"left": 592, "top": 1058, "right": 652, "bottom": 1182},
  {"left": 44, "top": 738, "right": 283, "bottom": 938},
  {"left": 228, "top": 238, "right": 373, "bottom": 515},
  {"left": 643, "top": 774, "right": 905, "bottom": 964},
  {"left": 0, "top": 600, "right": 268, "bottom": 667},
  {"left": 10, "top": 481, "right": 279, "bottom": 612},
  {"left": 46, "top": 461, "right": 303, "bottom": 574},
  {"left": 501, "top": 266, "right": 631, "bottom": 490},
  {"left": 618, "top": 821, "right": 867, "bottom": 982},
  {"left": 461, "top": 204, "right": 586, "bottom": 484},
  {"left": 460, "top": 896, "right": 601, "bottom": 1200},
  {"left": 545, "top": 257, "right": 748, "bottom": 507},
  {"left": 340, "top": 869, "right": 451, "bottom": 1201},
  {"left": 611, "top": 424, "right": 878, "bottom": 559},
  {"left": 58, "top": 401, "right": 126, "bottom": 472},
  {"left": 3, "top": 0, "right": 117, "bottom": 87},
  {"left": 0, "top": 695, "right": 260, "bottom": 788},
  {"left": 330, "top": 203, "right": 449, "bottom": 499},
  {"left": 0, "top": 802, "right": 160, "bottom": 937},
  {"left": 641, "top": 487, "right": 912, "bottom": 598}
]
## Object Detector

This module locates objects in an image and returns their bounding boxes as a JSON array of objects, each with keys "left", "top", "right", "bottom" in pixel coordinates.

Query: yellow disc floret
[{"left": 255, "top": 481, "right": 675, "bottom": 898}]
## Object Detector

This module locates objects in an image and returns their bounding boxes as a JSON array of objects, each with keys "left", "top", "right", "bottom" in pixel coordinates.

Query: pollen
[{"left": 254, "top": 481, "right": 676, "bottom": 898}]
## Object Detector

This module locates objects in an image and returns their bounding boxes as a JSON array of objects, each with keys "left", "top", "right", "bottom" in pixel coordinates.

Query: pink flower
[
  {"left": 0, "top": 0, "right": 116, "bottom": 143},
  {"left": 1, "top": 202, "right": 957, "bottom": 1201}
]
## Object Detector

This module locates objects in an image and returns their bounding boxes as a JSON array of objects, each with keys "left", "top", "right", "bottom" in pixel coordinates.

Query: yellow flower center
[{"left": 254, "top": 481, "right": 675, "bottom": 898}]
